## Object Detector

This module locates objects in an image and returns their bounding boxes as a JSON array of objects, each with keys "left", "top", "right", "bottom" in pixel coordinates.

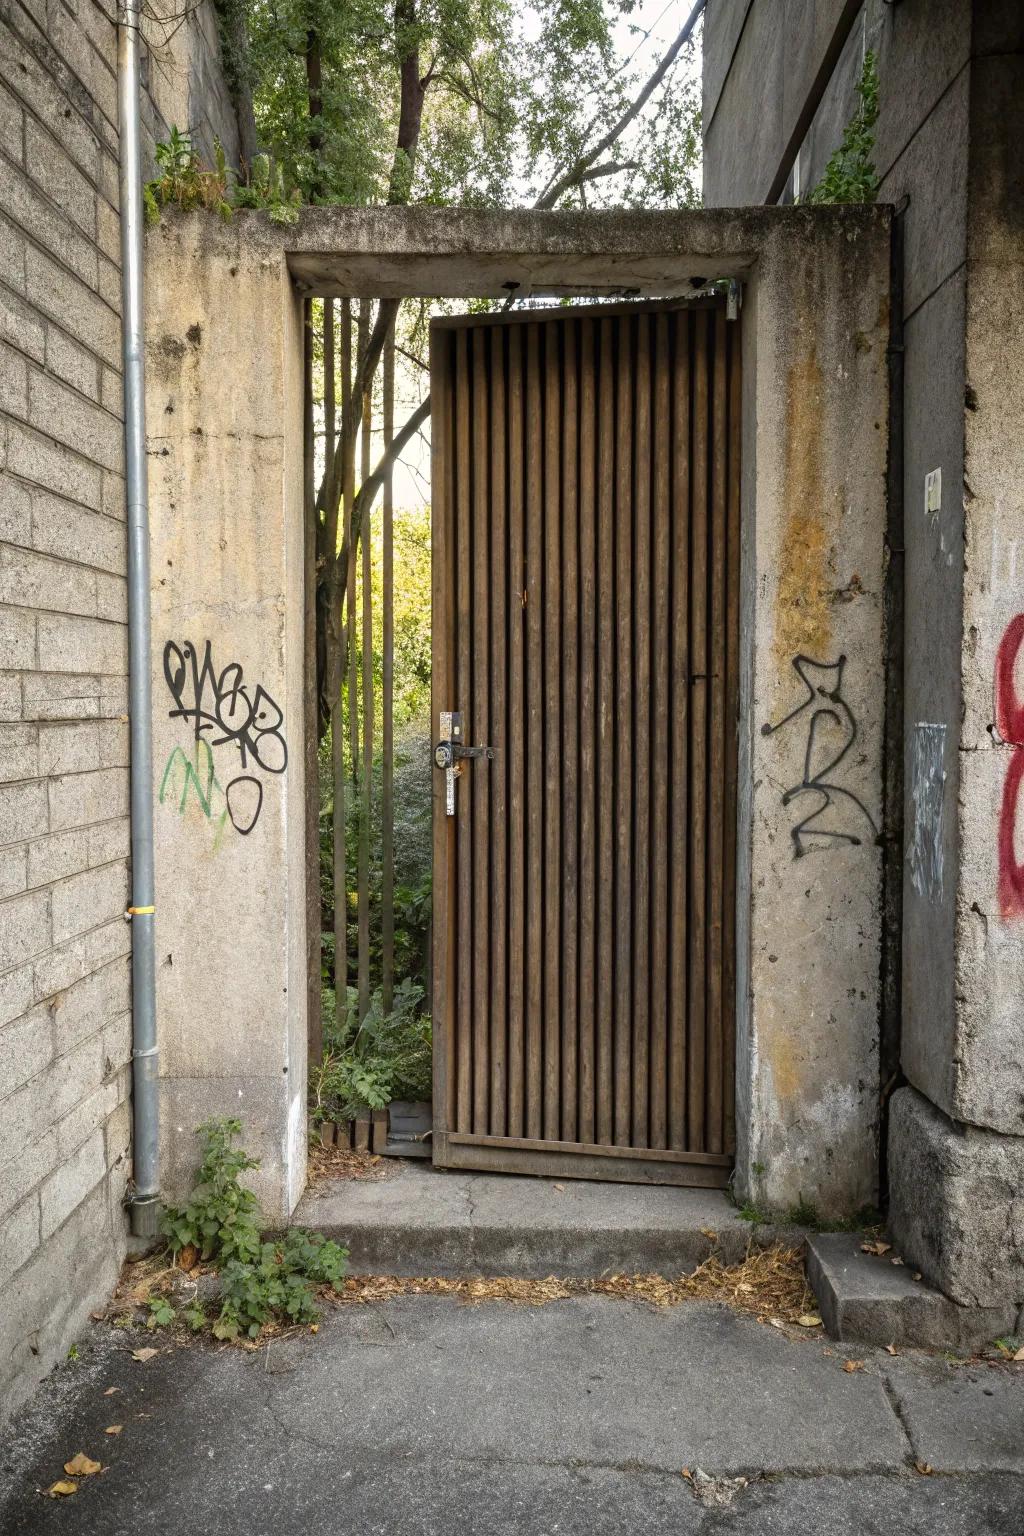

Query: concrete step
[
  {"left": 293, "top": 1159, "right": 769, "bottom": 1278},
  {"left": 806, "top": 1232, "right": 1020, "bottom": 1351}
]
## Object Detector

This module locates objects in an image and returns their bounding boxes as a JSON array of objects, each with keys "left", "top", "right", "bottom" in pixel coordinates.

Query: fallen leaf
[
  {"left": 885, "top": 1344, "right": 899, "bottom": 1356},
  {"left": 915, "top": 1461, "right": 933, "bottom": 1476},
  {"left": 681, "top": 1467, "right": 693, "bottom": 1482},
  {"left": 104, "top": 1426, "right": 123, "bottom": 1436},
  {"left": 768, "top": 1317, "right": 784, "bottom": 1329},
  {"left": 45, "top": 1481, "right": 78, "bottom": 1498},
  {"left": 822, "top": 1348, "right": 834, "bottom": 1357},
  {"left": 700, "top": 1229, "right": 719, "bottom": 1242},
  {"left": 891, "top": 1256, "right": 905, "bottom": 1266},
  {"left": 1013, "top": 1348, "right": 1024, "bottom": 1362},
  {"left": 131, "top": 1347, "right": 159, "bottom": 1363},
  {"left": 796, "top": 1314, "right": 823, "bottom": 1328},
  {"left": 103, "top": 1387, "right": 119, "bottom": 1396},
  {"left": 552, "top": 1183, "right": 565, "bottom": 1192},
  {"left": 842, "top": 1359, "right": 865, "bottom": 1373},
  {"left": 90, "top": 1310, "right": 106, "bottom": 1321},
  {"left": 64, "top": 1453, "right": 101, "bottom": 1476},
  {"left": 178, "top": 1244, "right": 198, "bottom": 1272},
  {"left": 309, "top": 1323, "right": 319, "bottom": 1335},
  {"left": 860, "top": 1241, "right": 892, "bottom": 1256}
]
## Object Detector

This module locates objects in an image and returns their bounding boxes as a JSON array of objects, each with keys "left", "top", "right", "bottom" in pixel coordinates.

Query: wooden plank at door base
[{"left": 430, "top": 300, "right": 738, "bottom": 1190}]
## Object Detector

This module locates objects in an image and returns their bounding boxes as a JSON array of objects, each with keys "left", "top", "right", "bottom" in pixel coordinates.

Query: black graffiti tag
[
  {"left": 163, "top": 640, "right": 287, "bottom": 835},
  {"left": 761, "top": 654, "right": 877, "bottom": 858}
]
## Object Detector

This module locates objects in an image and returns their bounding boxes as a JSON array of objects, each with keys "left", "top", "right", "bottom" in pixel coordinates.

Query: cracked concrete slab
[
  {"left": 1, "top": 1296, "right": 1022, "bottom": 1533},
  {"left": 883, "top": 1361, "right": 1024, "bottom": 1474},
  {"left": 294, "top": 1161, "right": 760, "bottom": 1275}
]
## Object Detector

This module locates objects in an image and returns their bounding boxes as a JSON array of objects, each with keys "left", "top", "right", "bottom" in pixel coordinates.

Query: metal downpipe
[{"left": 118, "top": 0, "right": 160, "bottom": 1238}]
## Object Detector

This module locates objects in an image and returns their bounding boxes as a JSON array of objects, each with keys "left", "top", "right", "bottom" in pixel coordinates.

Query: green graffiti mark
[{"left": 159, "top": 740, "right": 229, "bottom": 849}]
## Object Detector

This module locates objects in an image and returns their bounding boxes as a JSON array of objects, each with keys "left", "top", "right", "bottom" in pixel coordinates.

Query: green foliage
[
  {"left": 806, "top": 51, "right": 879, "bottom": 206},
  {"left": 144, "top": 130, "right": 301, "bottom": 227},
  {"left": 312, "top": 977, "right": 432, "bottom": 1122},
  {"left": 161, "top": 1117, "right": 262, "bottom": 1265},
  {"left": 160, "top": 1119, "right": 348, "bottom": 1341}
]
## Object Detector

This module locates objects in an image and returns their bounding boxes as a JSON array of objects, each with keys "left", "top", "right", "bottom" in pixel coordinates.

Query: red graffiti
[{"left": 996, "top": 614, "right": 1024, "bottom": 919}]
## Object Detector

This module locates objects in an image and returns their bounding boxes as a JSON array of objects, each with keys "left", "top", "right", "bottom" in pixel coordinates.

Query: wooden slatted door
[{"left": 430, "top": 302, "right": 741, "bottom": 1187}]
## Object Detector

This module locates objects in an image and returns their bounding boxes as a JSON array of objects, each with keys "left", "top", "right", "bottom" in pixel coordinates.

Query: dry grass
[
  {"left": 307, "top": 1146, "right": 401, "bottom": 1184},
  {"left": 326, "top": 1243, "right": 815, "bottom": 1325}
]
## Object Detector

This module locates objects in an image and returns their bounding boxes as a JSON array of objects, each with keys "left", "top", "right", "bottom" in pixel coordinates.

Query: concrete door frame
[{"left": 145, "top": 204, "right": 890, "bottom": 1221}]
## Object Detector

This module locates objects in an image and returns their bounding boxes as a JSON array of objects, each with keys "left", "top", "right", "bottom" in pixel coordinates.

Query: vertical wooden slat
[
  {"left": 335, "top": 298, "right": 353, "bottom": 1003},
  {"left": 489, "top": 327, "right": 507, "bottom": 1137},
  {"left": 577, "top": 318, "right": 597, "bottom": 1144},
  {"left": 381, "top": 331, "right": 395, "bottom": 1015},
  {"left": 303, "top": 300, "right": 321, "bottom": 1063},
  {"left": 507, "top": 326, "right": 526, "bottom": 1138},
  {"left": 595, "top": 315, "right": 616, "bottom": 1147},
  {"left": 560, "top": 320, "right": 579, "bottom": 1143},
  {"left": 454, "top": 327, "right": 473, "bottom": 1133},
  {"left": 649, "top": 312, "right": 671, "bottom": 1149},
  {"left": 524, "top": 323, "right": 544, "bottom": 1138},
  {"left": 706, "top": 308, "right": 728, "bottom": 1151},
  {"left": 632, "top": 314, "right": 651, "bottom": 1148},
  {"left": 358, "top": 302, "right": 373, "bottom": 1023},
  {"left": 543, "top": 323, "right": 562, "bottom": 1141},
  {"left": 723, "top": 320, "right": 742, "bottom": 1156},
  {"left": 348, "top": 305, "right": 363, "bottom": 781},
  {"left": 613, "top": 314, "right": 633, "bottom": 1147},
  {"left": 688, "top": 309, "right": 709, "bottom": 1152},
  {"left": 668, "top": 310, "right": 691, "bottom": 1150},
  {"left": 471, "top": 328, "right": 491, "bottom": 1134},
  {"left": 431, "top": 327, "right": 455, "bottom": 1140}
]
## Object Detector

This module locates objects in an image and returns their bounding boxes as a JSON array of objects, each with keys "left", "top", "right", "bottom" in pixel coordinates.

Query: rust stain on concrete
[{"left": 775, "top": 348, "right": 833, "bottom": 666}]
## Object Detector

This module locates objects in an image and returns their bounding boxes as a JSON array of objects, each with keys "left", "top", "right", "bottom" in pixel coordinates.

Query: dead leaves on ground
[
  {"left": 131, "top": 1346, "right": 159, "bottom": 1363},
  {"left": 43, "top": 1454, "right": 103, "bottom": 1497},
  {"left": 326, "top": 1244, "right": 816, "bottom": 1328}
]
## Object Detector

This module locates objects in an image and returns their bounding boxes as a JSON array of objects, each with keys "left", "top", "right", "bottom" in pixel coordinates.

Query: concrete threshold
[{"left": 293, "top": 1160, "right": 765, "bottom": 1277}]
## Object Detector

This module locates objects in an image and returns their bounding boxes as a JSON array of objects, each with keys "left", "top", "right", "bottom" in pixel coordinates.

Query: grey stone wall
[{"left": 0, "top": 0, "right": 237, "bottom": 1422}]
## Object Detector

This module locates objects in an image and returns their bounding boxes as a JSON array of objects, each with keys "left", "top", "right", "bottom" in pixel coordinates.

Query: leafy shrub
[
  {"left": 806, "top": 51, "right": 880, "bottom": 206},
  {"left": 312, "top": 977, "right": 432, "bottom": 1123},
  {"left": 160, "top": 1119, "right": 348, "bottom": 1340},
  {"left": 145, "top": 129, "right": 301, "bottom": 227}
]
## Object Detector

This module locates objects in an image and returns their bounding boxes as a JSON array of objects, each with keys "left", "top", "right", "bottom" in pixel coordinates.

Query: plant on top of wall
[
  {"left": 153, "top": 1118, "right": 348, "bottom": 1340},
  {"left": 805, "top": 50, "right": 880, "bottom": 205},
  {"left": 144, "top": 128, "right": 301, "bottom": 227}
]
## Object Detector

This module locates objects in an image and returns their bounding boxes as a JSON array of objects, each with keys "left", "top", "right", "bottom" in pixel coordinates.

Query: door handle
[{"left": 435, "top": 711, "right": 492, "bottom": 816}]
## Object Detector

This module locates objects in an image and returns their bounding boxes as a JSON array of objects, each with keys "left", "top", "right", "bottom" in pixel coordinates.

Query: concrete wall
[
  {"left": 144, "top": 215, "right": 308, "bottom": 1222},
  {"left": 703, "top": 0, "right": 1024, "bottom": 1310},
  {"left": 0, "top": 0, "right": 238, "bottom": 1422},
  {"left": 148, "top": 203, "right": 889, "bottom": 1220}
]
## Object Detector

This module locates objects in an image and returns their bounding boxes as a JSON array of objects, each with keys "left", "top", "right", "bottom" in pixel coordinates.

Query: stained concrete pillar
[
  {"left": 889, "top": 21, "right": 1024, "bottom": 1310},
  {"left": 145, "top": 216, "right": 307, "bottom": 1220}
]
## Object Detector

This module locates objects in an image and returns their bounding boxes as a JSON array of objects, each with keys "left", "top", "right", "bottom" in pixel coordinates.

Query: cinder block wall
[{"left": 0, "top": 0, "right": 240, "bottom": 1422}]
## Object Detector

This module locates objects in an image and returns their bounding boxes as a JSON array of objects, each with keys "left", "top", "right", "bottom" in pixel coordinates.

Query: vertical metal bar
[
  {"left": 118, "top": 0, "right": 159, "bottom": 1235},
  {"left": 358, "top": 300, "right": 373, "bottom": 1022},
  {"left": 382, "top": 330, "right": 395, "bottom": 1015}
]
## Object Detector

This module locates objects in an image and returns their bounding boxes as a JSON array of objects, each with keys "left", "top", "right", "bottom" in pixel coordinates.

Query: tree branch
[{"left": 534, "top": 0, "right": 704, "bottom": 210}]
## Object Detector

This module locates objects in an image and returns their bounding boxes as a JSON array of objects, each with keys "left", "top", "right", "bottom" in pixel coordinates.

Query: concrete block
[
  {"left": 0, "top": 779, "right": 47, "bottom": 845},
  {"left": 6, "top": 418, "right": 103, "bottom": 510},
  {"left": 50, "top": 956, "right": 130, "bottom": 1055},
  {"left": 50, "top": 859, "right": 126, "bottom": 944},
  {"left": 0, "top": 338, "right": 28, "bottom": 415},
  {"left": 0, "top": 283, "right": 46, "bottom": 363},
  {"left": 49, "top": 772, "right": 125, "bottom": 878},
  {"left": 0, "top": 470, "right": 32, "bottom": 541},
  {"left": 26, "top": 825, "right": 90, "bottom": 887},
  {"left": 100, "top": 363, "right": 122, "bottom": 417},
  {"left": 0, "top": 672, "right": 22, "bottom": 720},
  {"left": 0, "top": 543, "right": 97, "bottom": 617},
  {"left": 0, "top": 843, "right": 27, "bottom": 897},
  {"left": 32, "top": 493, "right": 126, "bottom": 574},
  {"left": 55, "top": 1075, "right": 118, "bottom": 1160},
  {"left": 0, "top": 1078, "right": 37, "bottom": 1176},
  {"left": 807, "top": 1231, "right": 1017, "bottom": 1351},
  {"left": 0, "top": 78, "right": 23, "bottom": 156},
  {"left": 0, "top": 150, "right": 97, "bottom": 288},
  {"left": 44, "top": 323, "right": 102, "bottom": 402},
  {"left": 101, "top": 469, "right": 125, "bottom": 520},
  {"left": 0, "top": 961, "right": 34, "bottom": 1027},
  {"left": 87, "top": 816, "right": 128, "bottom": 866},
  {"left": 0, "top": 1193, "right": 40, "bottom": 1285},
  {"left": 23, "top": 113, "right": 97, "bottom": 237},
  {"left": 37, "top": 720, "right": 102, "bottom": 776},
  {"left": 94, "top": 570, "right": 126, "bottom": 622},
  {"left": 0, "top": 1177, "right": 124, "bottom": 1423},
  {"left": 25, "top": 245, "right": 120, "bottom": 369},
  {"left": 0, "top": 605, "right": 36, "bottom": 669},
  {"left": 0, "top": 213, "right": 26, "bottom": 294},
  {"left": 0, "top": 887, "right": 50, "bottom": 972},
  {"left": 0, "top": 722, "right": 37, "bottom": 782},
  {"left": 0, "top": 1001, "right": 52, "bottom": 1098},
  {"left": 95, "top": 196, "right": 119, "bottom": 266},
  {"left": 0, "top": 16, "right": 103, "bottom": 181},
  {"left": 888, "top": 1369, "right": 1024, "bottom": 1474},
  {"left": 28, "top": 370, "right": 122, "bottom": 472},
  {"left": 37, "top": 612, "right": 126, "bottom": 674},
  {"left": 888, "top": 1086, "right": 1024, "bottom": 1309},
  {"left": 22, "top": 670, "right": 102, "bottom": 721}
]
